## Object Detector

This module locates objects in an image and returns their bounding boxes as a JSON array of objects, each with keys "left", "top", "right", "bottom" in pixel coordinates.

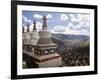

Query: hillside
[{"left": 51, "top": 33, "right": 90, "bottom": 66}]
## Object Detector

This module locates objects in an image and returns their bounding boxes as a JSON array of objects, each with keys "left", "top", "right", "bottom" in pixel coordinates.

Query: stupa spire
[
  {"left": 42, "top": 15, "right": 48, "bottom": 30},
  {"left": 22, "top": 26, "right": 24, "bottom": 33},
  {"left": 27, "top": 23, "right": 30, "bottom": 32},
  {"left": 33, "top": 20, "right": 36, "bottom": 31}
]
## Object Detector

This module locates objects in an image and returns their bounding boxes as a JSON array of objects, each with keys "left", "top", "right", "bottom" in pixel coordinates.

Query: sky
[{"left": 22, "top": 11, "right": 90, "bottom": 36}]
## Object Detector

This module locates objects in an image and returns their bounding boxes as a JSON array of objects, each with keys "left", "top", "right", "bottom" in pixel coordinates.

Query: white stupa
[
  {"left": 23, "top": 24, "right": 31, "bottom": 45},
  {"left": 33, "top": 15, "right": 62, "bottom": 67},
  {"left": 37, "top": 15, "right": 54, "bottom": 45},
  {"left": 29, "top": 20, "right": 39, "bottom": 45}
]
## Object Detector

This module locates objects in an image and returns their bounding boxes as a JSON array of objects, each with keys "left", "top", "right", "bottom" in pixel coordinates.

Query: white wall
[{"left": 0, "top": 0, "right": 99, "bottom": 80}]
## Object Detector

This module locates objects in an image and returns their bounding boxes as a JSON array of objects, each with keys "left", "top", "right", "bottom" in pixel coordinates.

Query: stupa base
[
  {"left": 34, "top": 56, "right": 62, "bottom": 68},
  {"left": 23, "top": 51, "right": 62, "bottom": 68}
]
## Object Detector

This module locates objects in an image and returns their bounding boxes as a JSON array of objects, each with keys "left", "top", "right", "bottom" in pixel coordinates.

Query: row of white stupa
[
  {"left": 22, "top": 15, "right": 62, "bottom": 67},
  {"left": 22, "top": 15, "right": 57, "bottom": 55},
  {"left": 22, "top": 20, "right": 40, "bottom": 45},
  {"left": 23, "top": 16, "right": 52, "bottom": 46}
]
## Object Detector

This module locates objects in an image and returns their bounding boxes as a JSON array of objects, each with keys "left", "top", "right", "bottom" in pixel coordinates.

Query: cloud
[
  {"left": 51, "top": 26, "right": 66, "bottom": 33},
  {"left": 33, "top": 14, "right": 42, "bottom": 19},
  {"left": 22, "top": 15, "right": 32, "bottom": 24},
  {"left": 69, "top": 14, "right": 90, "bottom": 23},
  {"left": 67, "top": 22, "right": 73, "bottom": 27},
  {"left": 79, "top": 20, "right": 89, "bottom": 27},
  {"left": 29, "top": 21, "right": 42, "bottom": 32},
  {"left": 47, "top": 14, "right": 52, "bottom": 19},
  {"left": 60, "top": 14, "right": 68, "bottom": 21},
  {"left": 77, "top": 14, "right": 90, "bottom": 22},
  {"left": 33, "top": 14, "right": 52, "bottom": 20},
  {"left": 67, "top": 21, "right": 89, "bottom": 34},
  {"left": 65, "top": 27, "right": 78, "bottom": 35},
  {"left": 65, "top": 27, "right": 89, "bottom": 35},
  {"left": 69, "top": 14, "right": 77, "bottom": 22},
  {"left": 36, "top": 22, "right": 42, "bottom": 31},
  {"left": 51, "top": 24, "right": 89, "bottom": 36},
  {"left": 78, "top": 20, "right": 89, "bottom": 32},
  {"left": 27, "top": 20, "right": 32, "bottom": 24},
  {"left": 71, "top": 17, "right": 77, "bottom": 22},
  {"left": 78, "top": 14, "right": 90, "bottom": 31},
  {"left": 67, "top": 22, "right": 78, "bottom": 30},
  {"left": 68, "top": 14, "right": 90, "bottom": 33},
  {"left": 23, "top": 15, "right": 28, "bottom": 22}
]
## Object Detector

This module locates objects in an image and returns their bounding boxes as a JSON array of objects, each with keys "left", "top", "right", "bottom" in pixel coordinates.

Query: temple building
[{"left": 23, "top": 15, "right": 62, "bottom": 68}]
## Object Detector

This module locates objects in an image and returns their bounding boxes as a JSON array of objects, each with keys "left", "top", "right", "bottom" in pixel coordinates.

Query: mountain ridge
[{"left": 51, "top": 33, "right": 89, "bottom": 50}]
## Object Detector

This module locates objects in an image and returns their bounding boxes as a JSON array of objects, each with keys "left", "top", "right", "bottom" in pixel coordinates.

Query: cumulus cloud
[
  {"left": 22, "top": 15, "right": 32, "bottom": 24},
  {"left": 67, "top": 22, "right": 77, "bottom": 30},
  {"left": 51, "top": 13, "right": 90, "bottom": 35},
  {"left": 29, "top": 21, "right": 42, "bottom": 32},
  {"left": 33, "top": 14, "right": 42, "bottom": 19},
  {"left": 23, "top": 15, "right": 28, "bottom": 22},
  {"left": 60, "top": 14, "right": 68, "bottom": 21},
  {"left": 78, "top": 20, "right": 90, "bottom": 32},
  {"left": 77, "top": 14, "right": 90, "bottom": 22},
  {"left": 47, "top": 14, "right": 52, "bottom": 19},
  {"left": 68, "top": 13, "right": 90, "bottom": 33},
  {"left": 69, "top": 14, "right": 90, "bottom": 23},
  {"left": 27, "top": 20, "right": 32, "bottom": 24},
  {"left": 33, "top": 14, "right": 52, "bottom": 19},
  {"left": 75, "top": 25, "right": 81, "bottom": 30},
  {"left": 36, "top": 22, "right": 42, "bottom": 31},
  {"left": 76, "top": 14, "right": 90, "bottom": 28},
  {"left": 51, "top": 24, "right": 89, "bottom": 36},
  {"left": 69, "top": 14, "right": 77, "bottom": 22},
  {"left": 52, "top": 26, "right": 65, "bottom": 33},
  {"left": 71, "top": 18, "right": 76, "bottom": 22},
  {"left": 79, "top": 20, "right": 89, "bottom": 27},
  {"left": 65, "top": 27, "right": 78, "bottom": 35},
  {"left": 51, "top": 25, "right": 75, "bottom": 34},
  {"left": 67, "top": 22, "right": 73, "bottom": 27}
]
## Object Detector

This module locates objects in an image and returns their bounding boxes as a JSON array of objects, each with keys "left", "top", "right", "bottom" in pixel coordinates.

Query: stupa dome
[
  {"left": 30, "top": 31, "right": 39, "bottom": 39},
  {"left": 38, "top": 30, "right": 51, "bottom": 38}
]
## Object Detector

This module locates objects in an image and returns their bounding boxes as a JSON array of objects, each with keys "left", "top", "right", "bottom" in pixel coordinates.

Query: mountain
[
  {"left": 51, "top": 33, "right": 89, "bottom": 51},
  {"left": 51, "top": 33, "right": 89, "bottom": 42},
  {"left": 51, "top": 33, "right": 90, "bottom": 66}
]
